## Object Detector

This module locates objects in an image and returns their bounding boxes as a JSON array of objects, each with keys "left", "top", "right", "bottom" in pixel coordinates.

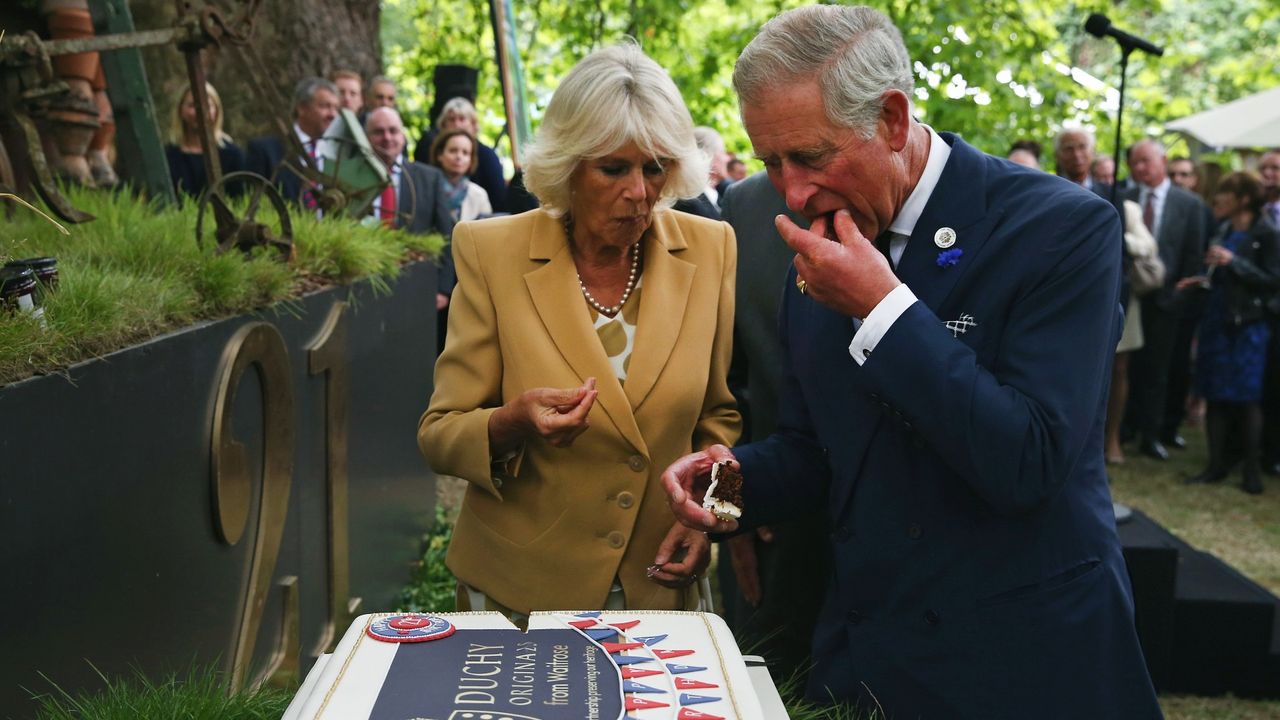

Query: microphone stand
[
  {"left": 1107, "top": 45, "right": 1134, "bottom": 209},
  {"left": 1106, "top": 42, "right": 1136, "bottom": 525}
]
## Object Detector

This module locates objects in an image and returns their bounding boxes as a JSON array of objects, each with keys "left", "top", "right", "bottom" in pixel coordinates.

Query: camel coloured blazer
[{"left": 419, "top": 208, "right": 741, "bottom": 613}]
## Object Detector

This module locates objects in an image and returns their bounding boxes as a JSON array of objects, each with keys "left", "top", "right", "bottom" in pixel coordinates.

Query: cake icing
[
  {"left": 285, "top": 610, "right": 765, "bottom": 720},
  {"left": 701, "top": 461, "right": 743, "bottom": 521}
]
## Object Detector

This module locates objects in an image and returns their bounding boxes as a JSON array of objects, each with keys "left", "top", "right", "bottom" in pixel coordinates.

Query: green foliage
[
  {"left": 31, "top": 663, "right": 291, "bottom": 720},
  {"left": 399, "top": 504, "right": 459, "bottom": 613},
  {"left": 383, "top": 0, "right": 1279, "bottom": 172},
  {"left": 0, "top": 187, "right": 443, "bottom": 385}
]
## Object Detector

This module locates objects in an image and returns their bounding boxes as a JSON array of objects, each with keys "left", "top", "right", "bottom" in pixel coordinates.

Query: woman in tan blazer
[{"left": 418, "top": 43, "right": 740, "bottom": 617}]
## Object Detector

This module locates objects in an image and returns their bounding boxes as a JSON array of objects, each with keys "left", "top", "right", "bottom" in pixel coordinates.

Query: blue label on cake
[
  {"left": 370, "top": 628, "right": 623, "bottom": 720},
  {"left": 366, "top": 614, "right": 455, "bottom": 643}
]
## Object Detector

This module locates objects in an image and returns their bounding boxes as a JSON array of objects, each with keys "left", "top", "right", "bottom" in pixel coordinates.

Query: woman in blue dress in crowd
[
  {"left": 164, "top": 82, "right": 245, "bottom": 201},
  {"left": 1178, "top": 171, "right": 1280, "bottom": 494}
]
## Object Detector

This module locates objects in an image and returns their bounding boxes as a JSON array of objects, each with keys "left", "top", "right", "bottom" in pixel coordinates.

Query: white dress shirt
[
  {"left": 1137, "top": 177, "right": 1170, "bottom": 240},
  {"left": 848, "top": 125, "right": 952, "bottom": 366}
]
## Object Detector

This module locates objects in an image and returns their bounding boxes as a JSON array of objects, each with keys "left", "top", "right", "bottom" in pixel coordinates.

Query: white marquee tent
[{"left": 1165, "top": 86, "right": 1280, "bottom": 149}]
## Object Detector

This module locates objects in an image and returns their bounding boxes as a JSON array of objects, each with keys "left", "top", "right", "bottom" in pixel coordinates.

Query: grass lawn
[{"left": 1108, "top": 425, "right": 1280, "bottom": 719}]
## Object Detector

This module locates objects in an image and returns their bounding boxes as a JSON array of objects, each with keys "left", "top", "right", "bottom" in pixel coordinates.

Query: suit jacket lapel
[
  {"left": 523, "top": 212, "right": 647, "bottom": 455},
  {"left": 894, "top": 134, "right": 997, "bottom": 314},
  {"left": 832, "top": 134, "right": 996, "bottom": 518},
  {"left": 625, "top": 212, "right": 695, "bottom": 411}
]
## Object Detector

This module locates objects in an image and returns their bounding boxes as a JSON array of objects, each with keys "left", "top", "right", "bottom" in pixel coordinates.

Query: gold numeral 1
[
  {"left": 306, "top": 301, "right": 362, "bottom": 654},
  {"left": 211, "top": 321, "right": 297, "bottom": 692}
]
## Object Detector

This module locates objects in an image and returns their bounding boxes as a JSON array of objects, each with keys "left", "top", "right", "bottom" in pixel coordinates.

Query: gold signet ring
[{"left": 796, "top": 277, "right": 808, "bottom": 295}]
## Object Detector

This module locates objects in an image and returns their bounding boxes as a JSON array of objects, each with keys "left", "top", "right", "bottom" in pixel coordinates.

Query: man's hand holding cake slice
[{"left": 662, "top": 443, "right": 743, "bottom": 534}]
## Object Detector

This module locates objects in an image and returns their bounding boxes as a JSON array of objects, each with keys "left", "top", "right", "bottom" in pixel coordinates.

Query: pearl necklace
[{"left": 566, "top": 216, "right": 642, "bottom": 317}]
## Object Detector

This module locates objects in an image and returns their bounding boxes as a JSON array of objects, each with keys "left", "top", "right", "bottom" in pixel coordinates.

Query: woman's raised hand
[{"left": 489, "top": 378, "right": 598, "bottom": 453}]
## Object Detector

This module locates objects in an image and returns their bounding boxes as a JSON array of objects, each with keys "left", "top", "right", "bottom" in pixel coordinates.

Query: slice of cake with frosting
[{"left": 701, "top": 460, "right": 744, "bottom": 521}]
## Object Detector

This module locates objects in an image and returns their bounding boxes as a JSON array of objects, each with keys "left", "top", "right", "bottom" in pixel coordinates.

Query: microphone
[{"left": 1084, "top": 14, "right": 1164, "bottom": 56}]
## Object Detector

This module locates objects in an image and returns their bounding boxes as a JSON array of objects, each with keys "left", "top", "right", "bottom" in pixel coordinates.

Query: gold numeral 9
[{"left": 211, "top": 321, "right": 297, "bottom": 692}]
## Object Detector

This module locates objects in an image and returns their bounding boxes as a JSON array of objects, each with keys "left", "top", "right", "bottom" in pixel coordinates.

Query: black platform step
[
  {"left": 1117, "top": 508, "right": 1280, "bottom": 698},
  {"left": 1170, "top": 548, "right": 1276, "bottom": 695}
]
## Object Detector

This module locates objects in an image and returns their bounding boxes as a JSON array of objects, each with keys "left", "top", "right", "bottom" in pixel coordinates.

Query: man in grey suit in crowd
[
  {"left": 1125, "top": 138, "right": 1206, "bottom": 461},
  {"left": 719, "top": 171, "right": 830, "bottom": 683},
  {"left": 366, "top": 107, "right": 456, "bottom": 347}
]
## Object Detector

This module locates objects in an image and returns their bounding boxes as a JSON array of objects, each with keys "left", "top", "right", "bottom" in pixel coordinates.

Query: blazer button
[
  {"left": 831, "top": 526, "right": 852, "bottom": 543},
  {"left": 924, "top": 609, "right": 940, "bottom": 625},
  {"left": 908, "top": 523, "right": 922, "bottom": 540},
  {"left": 493, "top": 477, "right": 504, "bottom": 489},
  {"left": 628, "top": 455, "right": 647, "bottom": 473},
  {"left": 617, "top": 491, "right": 635, "bottom": 509},
  {"left": 607, "top": 531, "right": 625, "bottom": 549},
  {"left": 846, "top": 610, "right": 862, "bottom": 625}
]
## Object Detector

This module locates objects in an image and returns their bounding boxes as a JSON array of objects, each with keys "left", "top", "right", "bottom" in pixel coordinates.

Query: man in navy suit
[
  {"left": 662, "top": 6, "right": 1161, "bottom": 718},
  {"left": 246, "top": 77, "right": 339, "bottom": 204},
  {"left": 365, "top": 107, "right": 456, "bottom": 350}
]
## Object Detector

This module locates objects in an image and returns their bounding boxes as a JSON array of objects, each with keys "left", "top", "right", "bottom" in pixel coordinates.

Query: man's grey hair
[
  {"left": 693, "top": 126, "right": 725, "bottom": 157},
  {"left": 293, "top": 77, "right": 338, "bottom": 115},
  {"left": 522, "top": 42, "right": 708, "bottom": 215},
  {"left": 1127, "top": 138, "right": 1167, "bottom": 160},
  {"left": 363, "top": 105, "right": 403, "bottom": 130},
  {"left": 733, "top": 5, "right": 913, "bottom": 140},
  {"left": 1053, "top": 128, "right": 1095, "bottom": 155}
]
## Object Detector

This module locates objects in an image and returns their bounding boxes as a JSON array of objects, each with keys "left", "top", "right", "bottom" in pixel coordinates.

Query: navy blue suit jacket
[
  {"left": 734, "top": 135, "right": 1161, "bottom": 718},
  {"left": 245, "top": 135, "right": 305, "bottom": 204}
]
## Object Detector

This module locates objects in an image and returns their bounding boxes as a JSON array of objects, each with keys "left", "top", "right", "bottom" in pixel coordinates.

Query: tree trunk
[{"left": 130, "top": 0, "right": 381, "bottom": 144}]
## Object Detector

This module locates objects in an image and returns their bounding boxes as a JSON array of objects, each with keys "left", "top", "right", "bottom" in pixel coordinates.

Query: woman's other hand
[
  {"left": 488, "top": 378, "right": 598, "bottom": 454},
  {"left": 1176, "top": 275, "right": 1208, "bottom": 292},
  {"left": 1205, "top": 245, "right": 1234, "bottom": 267},
  {"left": 648, "top": 523, "right": 710, "bottom": 588}
]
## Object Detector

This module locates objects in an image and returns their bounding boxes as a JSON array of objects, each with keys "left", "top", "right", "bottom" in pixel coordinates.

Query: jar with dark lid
[
  {"left": 4, "top": 257, "right": 58, "bottom": 297},
  {"left": 1, "top": 266, "right": 47, "bottom": 328}
]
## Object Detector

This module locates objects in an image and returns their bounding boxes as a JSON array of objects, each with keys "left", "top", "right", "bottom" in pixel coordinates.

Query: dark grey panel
[{"left": 0, "top": 261, "right": 438, "bottom": 718}]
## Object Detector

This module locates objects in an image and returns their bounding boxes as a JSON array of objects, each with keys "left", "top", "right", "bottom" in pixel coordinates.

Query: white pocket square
[{"left": 944, "top": 313, "right": 977, "bottom": 337}]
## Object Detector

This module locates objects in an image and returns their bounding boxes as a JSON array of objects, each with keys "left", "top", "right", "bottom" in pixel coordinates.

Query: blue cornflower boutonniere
[{"left": 936, "top": 248, "right": 963, "bottom": 268}]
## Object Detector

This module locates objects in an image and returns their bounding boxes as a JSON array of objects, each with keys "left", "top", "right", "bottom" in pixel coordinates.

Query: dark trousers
[
  {"left": 1161, "top": 313, "right": 1199, "bottom": 440},
  {"left": 1129, "top": 302, "right": 1181, "bottom": 443},
  {"left": 717, "top": 519, "right": 831, "bottom": 686}
]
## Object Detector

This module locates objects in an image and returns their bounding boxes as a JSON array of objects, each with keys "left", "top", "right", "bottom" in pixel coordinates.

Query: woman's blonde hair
[
  {"left": 522, "top": 42, "right": 707, "bottom": 215},
  {"left": 169, "top": 82, "right": 232, "bottom": 148}
]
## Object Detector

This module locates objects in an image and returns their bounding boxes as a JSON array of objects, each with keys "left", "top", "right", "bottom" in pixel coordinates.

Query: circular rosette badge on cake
[{"left": 367, "top": 613, "right": 457, "bottom": 643}]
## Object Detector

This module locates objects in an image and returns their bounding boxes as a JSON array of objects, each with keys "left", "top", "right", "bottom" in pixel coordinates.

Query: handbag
[
  {"left": 1122, "top": 200, "right": 1166, "bottom": 296},
  {"left": 1128, "top": 252, "right": 1166, "bottom": 296}
]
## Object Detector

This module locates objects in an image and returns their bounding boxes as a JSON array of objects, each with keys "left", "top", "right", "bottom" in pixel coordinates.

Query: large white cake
[{"left": 285, "top": 610, "right": 765, "bottom": 720}]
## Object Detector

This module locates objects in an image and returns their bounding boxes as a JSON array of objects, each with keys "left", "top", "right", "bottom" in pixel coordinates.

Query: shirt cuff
[{"left": 848, "top": 283, "right": 917, "bottom": 366}]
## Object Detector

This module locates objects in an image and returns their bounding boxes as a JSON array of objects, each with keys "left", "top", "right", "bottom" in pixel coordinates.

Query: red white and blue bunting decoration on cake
[{"left": 559, "top": 612, "right": 730, "bottom": 720}]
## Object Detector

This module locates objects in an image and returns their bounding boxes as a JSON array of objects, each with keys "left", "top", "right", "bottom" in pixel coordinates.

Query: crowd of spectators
[
  {"left": 1007, "top": 128, "right": 1280, "bottom": 495},
  {"left": 165, "top": 66, "right": 1280, "bottom": 499}
]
